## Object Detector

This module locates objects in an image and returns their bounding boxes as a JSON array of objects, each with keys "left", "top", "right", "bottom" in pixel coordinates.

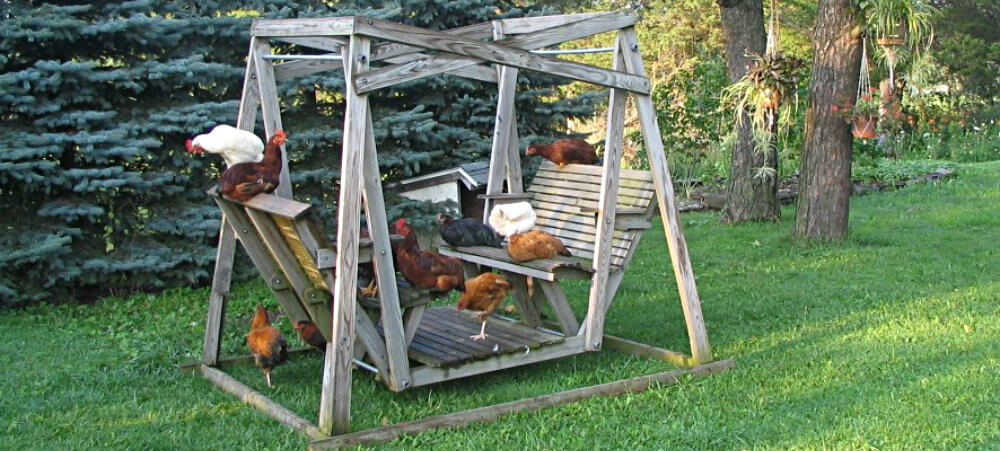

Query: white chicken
[
  {"left": 186, "top": 124, "right": 264, "bottom": 167},
  {"left": 488, "top": 201, "right": 537, "bottom": 237}
]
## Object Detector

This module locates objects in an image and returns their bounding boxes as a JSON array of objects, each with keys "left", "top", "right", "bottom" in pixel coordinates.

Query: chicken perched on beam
[
  {"left": 456, "top": 272, "right": 512, "bottom": 341},
  {"left": 186, "top": 124, "right": 264, "bottom": 167},
  {"left": 526, "top": 138, "right": 598, "bottom": 168},
  {"left": 437, "top": 213, "right": 503, "bottom": 248},
  {"left": 187, "top": 126, "right": 287, "bottom": 202},
  {"left": 391, "top": 218, "right": 465, "bottom": 293},
  {"left": 247, "top": 304, "right": 289, "bottom": 388}
]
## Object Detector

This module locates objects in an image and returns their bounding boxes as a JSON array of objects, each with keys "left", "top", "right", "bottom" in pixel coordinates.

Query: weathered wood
[
  {"left": 360, "top": 108, "right": 411, "bottom": 392},
  {"left": 505, "top": 272, "right": 543, "bottom": 327},
  {"left": 409, "top": 336, "right": 584, "bottom": 387},
  {"left": 602, "top": 334, "right": 693, "bottom": 367},
  {"left": 202, "top": 217, "right": 235, "bottom": 366},
  {"left": 233, "top": 193, "right": 312, "bottom": 219},
  {"left": 537, "top": 280, "right": 579, "bottom": 335},
  {"left": 275, "top": 36, "right": 347, "bottom": 52},
  {"left": 584, "top": 33, "right": 628, "bottom": 352},
  {"left": 619, "top": 28, "right": 712, "bottom": 364},
  {"left": 402, "top": 304, "right": 425, "bottom": 347},
  {"left": 353, "top": 13, "right": 648, "bottom": 94},
  {"left": 477, "top": 193, "right": 533, "bottom": 201},
  {"left": 200, "top": 365, "right": 327, "bottom": 440},
  {"left": 438, "top": 248, "right": 555, "bottom": 281},
  {"left": 309, "top": 358, "right": 736, "bottom": 450},
  {"left": 536, "top": 160, "right": 653, "bottom": 182},
  {"left": 203, "top": 39, "right": 262, "bottom": 365},
  {"left": 497, "top": 12, "right": 610, "bottom": 34},
  {"left": 319, "top": 35, "right": 369, "bottom": 436},
  {"left": 492, "top": 23, "right": 525, "bottom": 196},
  {"left": 252, "top": 38, "right": 292, "bottom": 198},
  {"left": 252, "top": 17, "right": 356, "bottom": 37},
  {"left": 482, "top": 63, "right": 519, "bottom": 221},
  {"left": 273, "top": 52, "right": 497, "bottom": 83},
  {"left": 213, "top": 198, "right": 310, "bottom": 323}
]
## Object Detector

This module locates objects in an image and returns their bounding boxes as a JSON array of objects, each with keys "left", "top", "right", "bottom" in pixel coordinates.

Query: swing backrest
[{"left": 526, "top": 161, "right": 655, "bottom": 267}]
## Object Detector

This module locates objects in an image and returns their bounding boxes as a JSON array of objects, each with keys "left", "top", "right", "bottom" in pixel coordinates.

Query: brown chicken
[
  {"left": 456, "top": 272, "right": 513, "bottom": 341},
  {"left": 218, "top": 130, "right": 287, "bottom": 202},
  {"left": 247, "top": 304, "right": 289, "bottom": 387},
  {"left": 507, "top": 230, "right": 572, "bottom": 262},
  {"left": 391, "top": 218, "right": 465, "bottom": 292},
  {"left": 526, "top": 138, "right": 598, "bottom": 168},
  {"left": 294, "top": 320, "right": 326, "bottom": 352}
]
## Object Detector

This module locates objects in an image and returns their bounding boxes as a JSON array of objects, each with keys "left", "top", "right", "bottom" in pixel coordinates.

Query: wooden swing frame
[{"left": 193, "top": 11, "right": 732, "bottom": 448}]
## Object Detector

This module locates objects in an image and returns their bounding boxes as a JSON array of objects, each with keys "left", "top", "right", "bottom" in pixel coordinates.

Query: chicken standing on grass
[
  {"left": 294, "top": 320, "right": 326, "bottom": 352},
  {"left": 437, "top": 213, "right": 503, "bottom": 248},
  {"left": 526, "top": 138, "right": 598, "bottom": 168},
  {"left": 247, "top": 304, "right": 289, "bottom": 388},
  {"left": 456, "top": 272, "right": 513, "bottom": 341}
]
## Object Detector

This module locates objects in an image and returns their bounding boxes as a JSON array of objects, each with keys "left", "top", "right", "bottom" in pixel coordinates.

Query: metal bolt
[
  {"left": 273, "top": 278, "right": 281, "bottom": 285},
  {"left": 606, "top": 218, "right": 611, "bottom": 224},
  {"left": 401, "top": 380, "right": 410, "bottom": 388},
  {"left": 360, "top": 55, "right": 367, "bottom": 63},
  {"left": 630, "top": 43, "right": 639, "bottom": 52},
  {"left": 340, "top": 337, "right": 350, "bottom": 345},
  {"left": 250, "top": 74, "right": 257, "bottom": 79},
  {"left": 380, "top": 250, "right": 386, "bottom": 255},
  {"left": 242, "top": 228, "right": 249, "bottom": 233},
  {"left": 593, "top": 341, "right": 601, "bottom": 348}
]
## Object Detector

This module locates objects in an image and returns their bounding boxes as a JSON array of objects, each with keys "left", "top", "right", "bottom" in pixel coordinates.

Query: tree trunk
[
  {"left": 719, "top": 0, "right": 780, "bottom": 223},
  {"left": 793, "top": 0, "right": 862, "bottom": 241}
]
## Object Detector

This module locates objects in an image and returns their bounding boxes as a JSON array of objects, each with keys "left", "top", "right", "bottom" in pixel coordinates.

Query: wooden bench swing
[{"left": 193, "top": 10, "right": 733, "bottom": 449}]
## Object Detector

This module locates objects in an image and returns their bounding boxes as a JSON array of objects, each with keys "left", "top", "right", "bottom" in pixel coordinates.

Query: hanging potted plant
[
  {"left": 859, "top": 0, "right": 936, "bottom": 49},
  {"left": 721, "top": 51, "right": 805, "bottom": 148},
  {"left": 850, "top": 89, "right": 881, "bottom": 139}
]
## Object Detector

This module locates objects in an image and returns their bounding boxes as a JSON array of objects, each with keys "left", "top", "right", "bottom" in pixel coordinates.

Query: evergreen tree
[{"left": 0, "top": 0, "right": 597, "bottom": 305}]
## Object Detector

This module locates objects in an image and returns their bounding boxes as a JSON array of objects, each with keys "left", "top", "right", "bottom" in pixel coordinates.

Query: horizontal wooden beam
[
  {"left": 273, "top": 36, "right": 347, "bottom": 52},
  {"left": 200, "top": 365, "right": 328, "bottom": 440},
  {"left": 353, "top": 12, "right": 646, "bottom": 94},
  {"left": 252, "top": 17, "right": 355, "bottom": 37},
  {"left": 408, "top": 336, "right": 585, "bottom": 387},
  {"left": 497, "top": 12, "right": 611, "bottom": 34},
  {"left": 308, "top": 358, "right": 736, "bottom": 449},
  {"left": 602, "top": 334, "right": 694, "bottom": 367}
]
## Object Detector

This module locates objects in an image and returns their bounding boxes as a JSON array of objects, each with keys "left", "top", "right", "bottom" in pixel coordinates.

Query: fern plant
[{"left": 721, "top": 51, "right": 805, "bottom": 151}]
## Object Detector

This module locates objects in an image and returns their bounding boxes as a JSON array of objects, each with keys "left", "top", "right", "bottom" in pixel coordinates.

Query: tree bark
[
  {"left": 793, "top": 0, "right": 862, "bottom": 241},
  {"left": 719, "top": 0, "right": 780, "bottom": 223}
]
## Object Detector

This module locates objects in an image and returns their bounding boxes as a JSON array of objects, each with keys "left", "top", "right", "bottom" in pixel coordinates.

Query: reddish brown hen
[
  {"left": 526, "top": 138, "right": 598, "bottom": 168},
  {"left": 506, "top": 230, "right": 572, "bottom": 262},
  {"left": 217, "top": 131, "right": 287, "bottom": 202},
  {"left": 294, "top": 320, "right": 326, "bottom": 352},
  {"left": 391, "top": 218, "right": 465, "bottom": 293},
  {"left": 247, "top": 304, "right": 289, "bottom": 387},
  {"left": 456, "top": 272, "right": 512, "bottom": 341}
]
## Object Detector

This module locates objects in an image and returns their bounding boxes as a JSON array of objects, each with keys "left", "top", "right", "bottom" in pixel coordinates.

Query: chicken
[
  {"left": 456, "top": 272, "right": 512, "bottom": 341},
  {"left": 391, "top": 218, "right": 465, "bottom": 293},
  {"left": 247, "top": 304, "right": 289, "bottom": 388},
  {"left": 294, "top": 320, "right": 327, "bottom": 352},
  {"left": 437, "top": 213, "right": 503, "bottom": 248},
  {"left": 187, "top": 124, "right": 264, "bottom": 167},
  {"left": 507, "top": 230, "right": 572, "bottom": 262},
  {"left": 526, "top": 138, "right": 598, "bottom": 168},
  {"left": 488, "top": 202, "right": 536, "bottom": 237},
  {"left": 216, "top": 131, "right": 287, "bottom": 202}
]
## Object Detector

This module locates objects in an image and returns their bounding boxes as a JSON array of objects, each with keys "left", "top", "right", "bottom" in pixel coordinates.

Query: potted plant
[
  {"left": 722, "top": 51, "right": 805, "bottom": 147},
  {"left": 850, "top": 88, "right": 881, "bottom": 139},
  {"left": 858, "top": 0, "right": 936, "bottom": 50}
]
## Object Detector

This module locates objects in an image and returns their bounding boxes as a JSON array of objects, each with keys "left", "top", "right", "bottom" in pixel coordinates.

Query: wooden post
[
  {"left": 617, "top": 28, "right": 712, "bottom": 364},
  {"left": 202, "top": 40, "right": 261, "bottom": 366},
  {"left": 318, "top": 35, "right": 370, "bottom": 435},
  {"left": 251, "top": 37, "right": 292, "bottom": 198},
  {"left": 583, "top": 33, "right": 627, "bottom": 352},
  {"left": 360, "top": 108, "right": 411, "bottom": 391},
  {"left": 494, "top": 23, "right": 524, "bottom": 195},
  {"left": 482, "top": 21, "right": 516, "bottom": 220}
]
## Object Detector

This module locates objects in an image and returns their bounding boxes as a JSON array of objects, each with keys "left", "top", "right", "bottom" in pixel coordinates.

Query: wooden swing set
[{"left": 192, "top": 10, "right": 734, "bottom": 449}]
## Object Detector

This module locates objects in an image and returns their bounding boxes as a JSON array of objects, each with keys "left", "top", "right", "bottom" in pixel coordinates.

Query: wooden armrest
[
  {"left": 207, "top": 187, "right": 312, "bottom": 219},
  {"left": 478, "top": 193, "right": 534, "bottom": 201}
]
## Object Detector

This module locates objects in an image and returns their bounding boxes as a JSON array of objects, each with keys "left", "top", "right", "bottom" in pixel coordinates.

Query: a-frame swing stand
[{"left": 188, "top": 11, "right": 734, "bottom": 448}]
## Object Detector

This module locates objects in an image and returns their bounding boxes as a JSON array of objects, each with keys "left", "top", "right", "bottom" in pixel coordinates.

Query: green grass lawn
[{"left": 3, "top": 162, "right": 999, "bottom": 450}]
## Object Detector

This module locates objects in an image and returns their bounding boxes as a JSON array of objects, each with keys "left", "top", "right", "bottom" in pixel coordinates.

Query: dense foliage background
[{"left": 0, "top": 0, "right": 598, "bottom": 305}]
